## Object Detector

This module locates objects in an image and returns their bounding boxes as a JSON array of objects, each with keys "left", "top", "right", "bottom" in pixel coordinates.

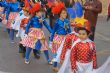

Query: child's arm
[
  {"left": 43, "top": 19, "right": 52, "bottom": 33},
  {"left": 70, "top": 45, "right": 77, "bottom": 71},
  {"left": 60, "top": 34, "right": 73, "bottom": 60},
  {"left": 49, "top": 22, "right": 58, "bottom": 42},
  {"left": 92, "top": 43, "right": 97, "bottom": 69},
  {"left": 25, "top": 18, "right": 32, "bottom": 34}
]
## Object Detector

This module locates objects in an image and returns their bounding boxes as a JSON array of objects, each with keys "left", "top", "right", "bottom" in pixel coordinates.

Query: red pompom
[
  {"left": 24, "top": 0, "right": 30, "bottom": 8},
  {"left": 46, "top": 2, "right": 53, "bottom": 8},
  {"left": 29, "top": 2, "right": 41, "bottom": 14},
  {"left": 52, "top": 2, "right": 65, "bottom": 14}
]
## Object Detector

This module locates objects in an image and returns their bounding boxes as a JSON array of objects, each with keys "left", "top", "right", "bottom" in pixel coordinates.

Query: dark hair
[
  {"left": 77, "top": 27, "right": 90, "bottom": 35},
  {"left": 58, "top": 8, "right": 68, "bottom": 17}
]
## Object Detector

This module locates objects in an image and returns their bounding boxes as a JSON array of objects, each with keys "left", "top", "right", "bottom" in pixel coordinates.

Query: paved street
[{"left": 0, "top": 17, "right": 110, "bottom": 73}]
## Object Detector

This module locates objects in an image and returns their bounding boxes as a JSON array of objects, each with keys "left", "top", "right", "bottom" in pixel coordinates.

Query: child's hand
[
  {"left": 49, "top": 41, "right": 52, "bottom": 49},
  {"left": 39, "top": 19, "right": 43, "bottom": 23}
]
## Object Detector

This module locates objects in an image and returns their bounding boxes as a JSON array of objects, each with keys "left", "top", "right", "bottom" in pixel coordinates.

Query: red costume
[{"left": 70, "top": 41, "right": 97, "bottom": 70}]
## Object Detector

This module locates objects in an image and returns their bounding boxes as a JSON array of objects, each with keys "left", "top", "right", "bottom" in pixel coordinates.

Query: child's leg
[
  {"left": 19, "top": 43, "right": 23, "bottom": 53},
  {"left": 25, "top": 47, "right": 32, "bottom": 64},
  {"left": 6, "top": 28, "right": 10, "bottom": 35},
  {"left": 53, "top": 53, "right": 59, "bottom": 72},
  {"left": 43, "top": 50, "right": 52, "bottom": 65},
  {"left": 33, "top": 49, "right": 40, "bottom": 59},
  {"left": 9, "top": 29, "right": 15, "bottom": 42}
]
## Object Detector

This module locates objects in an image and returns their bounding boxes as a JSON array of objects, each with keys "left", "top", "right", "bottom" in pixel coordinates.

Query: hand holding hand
[{"left": 49, "top": 41, "right": 52, "bottom": 49}]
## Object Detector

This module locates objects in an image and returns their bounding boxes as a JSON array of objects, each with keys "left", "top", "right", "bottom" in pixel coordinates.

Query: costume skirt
[
  {"left": 20, "top": 28, "right": 48, "bottom": 51},
  {"left": 52, "top": 34, "right": 65, "bottom": 53},
  {"left": 6, "top": 12, "right": 18, "bottom": 29}
]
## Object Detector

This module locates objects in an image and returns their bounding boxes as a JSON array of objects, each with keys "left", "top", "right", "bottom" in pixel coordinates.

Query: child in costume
[
  {"left": 46, "top": 0, "right": 65, "bottom": 28},
  {"left": 20, "top": 3, "right": 53, "bottom": 64},
  {"left": 16, "top": 7, "right": 30, "bottom": 57},
  {"left": 4, "top": 0, "right": 22, "bottom": 43},
  {"left": 49, "top": 9, "right": 71, "bottom": 72},
  {"left": 0, "top": 0, "right": 9, "bottom": 23},
  {"left": 0, "top": 0, "right": 6, "bottom": 21},
  {"left": 70, "top": 27, "right": 97, "bottom": 73},
  {"left": 58, "top": 17, "right": 91, "bottom": 73}
]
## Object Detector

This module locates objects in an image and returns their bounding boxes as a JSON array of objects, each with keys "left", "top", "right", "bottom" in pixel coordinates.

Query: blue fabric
[
  {"left": 53, "top": 62, "right": 57, "bottom": 67},
  {"left": 6, "top": 28, "right": 10, "bottom": 35},
  {"left": 44, "top": 50, "right": 50, "bottom": 62},
  {"left": 0, "top": 1, "right": 8, "bottom": 14},
  {"left": 50, "top": 19, "right": 71, "bottom": 41},
  {"left": 25, "top": 16, "right": 52, "bottom": 34},
  {"left": 25, "top": 47, "right": 32, "bottom": 60},
  {"left": 35, "top": 40, "right": 42, "bottom": 50},
  {"left": 6, "top": 2, "right": 21, "bottom": 20},
  {"left": 10, "top": 29, "right": 14, "bottom": 41},
  {"left": 7, "top": 29, "right": 14, "bottom": 41},
  {"left": 67, "top": 8, "right": 76, "bottom": 19},
  {"left": 74, "top": 1, "right": 83, "bottom": 17}
]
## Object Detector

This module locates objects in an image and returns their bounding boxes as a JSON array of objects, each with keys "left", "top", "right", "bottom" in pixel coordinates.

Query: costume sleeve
[
  {"left": 43, "top": 19, "right": 52, "bottom": 33},
  {"left": 49, "top": 21, "right": 58, "bottom": 42},
  {"left": 60, "top": 34, "right": 73, "bottom": 60},
  {"left": 25, "top": 18, "right": 33, "bottom": 34},
  {"left": 92, "top": 43, "right": 97, "bottom": 69},
  {"left": 70, "top": 45, "right": 77, "bottom": 70}
]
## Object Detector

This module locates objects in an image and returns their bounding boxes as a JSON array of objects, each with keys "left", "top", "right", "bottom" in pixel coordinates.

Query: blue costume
[
  {"left": 21, "top": 16, "right": 52, "bottom": 64},
  {"left": 50, "top": 18, "right": 71, "bottom": 68},
  {"left": 66, "top": 1, "right": 83, "bottom": 19},
  {"left": 5, "top": 1, "right": 22, "bottom": 43},
  {"left": 6, "top": 2, "right": 21, "bottom": 20},
  {"left": 50, "top": 18, "right": 71, "bottom": 42},
  {"left": 25, "top": 16, "right": 52, "bottom": 34}
]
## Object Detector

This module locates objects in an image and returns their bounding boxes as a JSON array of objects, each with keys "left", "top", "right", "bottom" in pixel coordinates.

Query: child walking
[
  {"left": 70, "top": 27, "right": 97, "bottom": 73},
  {"left": 49, "top": 9, "right": 71, "bottom": 72},
  {"left": 20, "top": 3, "right": 52, "bottom": 65}
]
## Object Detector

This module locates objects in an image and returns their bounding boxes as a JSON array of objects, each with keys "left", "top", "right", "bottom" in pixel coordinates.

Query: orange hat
[{"left": 71, "top": 17, "right": 91, "bottom": 32}]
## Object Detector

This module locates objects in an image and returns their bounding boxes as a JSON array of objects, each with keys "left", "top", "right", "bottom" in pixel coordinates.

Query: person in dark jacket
[{"left": 83, "top": 0, "right": 102, "bottom": 41}]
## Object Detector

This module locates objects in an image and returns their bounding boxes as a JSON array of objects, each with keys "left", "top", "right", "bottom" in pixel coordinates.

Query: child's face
[
  {"left": 24, "top": 10, "right": 29, "bottom": 16},
  {"left": 60, "top": 10, "right": 67, "bottom": 19},
  {"left": 36, "top": 11, "right": 43, "bottom": 18},
  {"left": 78, "top": 30, "right": 88, "bottom": 40}
]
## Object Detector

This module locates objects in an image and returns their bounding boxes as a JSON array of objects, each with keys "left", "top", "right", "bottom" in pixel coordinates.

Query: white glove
[{"left": 49, "top": 41, "right": 52, "bottom": 49}]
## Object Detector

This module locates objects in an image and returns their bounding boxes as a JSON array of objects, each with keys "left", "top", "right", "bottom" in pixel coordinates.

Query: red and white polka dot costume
[
  {"left": 60, "top": 32, "right": 78, "bottom": 60},
  {"left": 70, "top": 40, "right": 97, "bottom": 71}
]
